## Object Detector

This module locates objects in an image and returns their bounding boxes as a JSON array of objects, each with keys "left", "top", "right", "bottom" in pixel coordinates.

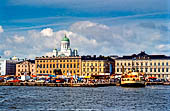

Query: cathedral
[{"left": 52, "top": 35, "right": 78, "bottom": 57}]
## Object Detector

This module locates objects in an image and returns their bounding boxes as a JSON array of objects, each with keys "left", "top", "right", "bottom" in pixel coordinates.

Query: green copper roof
[{"left": 61, "top": 35, "right": 70, "bottom": 42}]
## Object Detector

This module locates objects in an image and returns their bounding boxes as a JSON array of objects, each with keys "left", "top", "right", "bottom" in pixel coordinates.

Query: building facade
[
  {"left": 81, "top": 56, "right": 115, "bottom": 77},
  {"left": 35, "top": 56, "right": 81, "bottom": 76},
  {"left": 16, "top": 60, "right": 35, "bottom": 77},
  {"left": 52, "top": 35, "right": 78, "bottom": 57},
  {"left": 115, "top": 51, "right": 170, "bottom": 79},
  {"left": 0, "top": 57, "right": 19, "bottom": 76}
]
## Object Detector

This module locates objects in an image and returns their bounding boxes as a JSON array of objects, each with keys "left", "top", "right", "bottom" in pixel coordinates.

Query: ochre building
[
  {"left": 35, "top": 56, "right": 81, "bottom": 76},
  {"left": 16, "top": 60, "right": 35, "bottom": 76},
  {"left": 81, "top": 56, "right": 115, "bottom": 77}
]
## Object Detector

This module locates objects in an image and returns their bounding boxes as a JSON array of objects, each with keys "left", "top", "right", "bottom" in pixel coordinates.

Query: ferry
[{"left": 121, "top": 69, "right": 145, "bottom": 87}]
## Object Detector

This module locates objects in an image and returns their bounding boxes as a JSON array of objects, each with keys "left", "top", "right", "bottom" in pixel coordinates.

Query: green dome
[{"left": 61, "top": 35, "right": 70, "bottom": 42}]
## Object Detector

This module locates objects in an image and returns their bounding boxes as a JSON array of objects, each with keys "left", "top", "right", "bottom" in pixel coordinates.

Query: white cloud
[
  {"left": 0, "top": 20, "right": 169, "bottom": 58},
  {"left": 156, "top": 44, "right": 170, "bottom": 51},
  {"left": 40, "top": 28, "right": 53, "bottom": 37},
  {"left": 13, "top": 35, "right": 25, "bottom": 43},
  {"left": 0, "top": 26, "right": 4, "bottom": 33},
  {"left": 4, "top": 50, "right": 12, "bottom": 56}
]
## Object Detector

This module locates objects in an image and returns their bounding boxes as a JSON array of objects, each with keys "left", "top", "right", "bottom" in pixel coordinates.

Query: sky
[{"left": 0, "top": 0, "right": 170, "bottom": 59}]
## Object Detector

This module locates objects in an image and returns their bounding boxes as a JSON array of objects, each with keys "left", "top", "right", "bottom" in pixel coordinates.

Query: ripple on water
[{"left": 0, "top": 86, "right": 170, "bottom": 111}]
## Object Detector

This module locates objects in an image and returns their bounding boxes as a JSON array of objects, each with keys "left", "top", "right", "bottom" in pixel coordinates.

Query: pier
[{"left": 0, "top": 82, "right": 116, "bottom": 87}]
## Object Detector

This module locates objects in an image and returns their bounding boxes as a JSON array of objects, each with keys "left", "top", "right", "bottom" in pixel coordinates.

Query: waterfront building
[
  {"left": 0, "top": 57, "right": 19, "bottom": 75},
  {"left": 16, "top": 60, "right": 35, "bottom": 77},
  {"left": 81, "top": 55, "right": 115, "bottom": 77},
  {"left": 52, "top": 35, "right": 78, "bottom": 57},
  {"left": 35, "top": 56, "right": 81, "bottom": 76},
  {"left": 115, "top": 51, "right": 170, "bottom": 79}
]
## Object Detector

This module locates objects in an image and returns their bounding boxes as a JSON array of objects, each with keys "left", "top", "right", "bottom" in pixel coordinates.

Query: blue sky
[{"left": 0, "top": 0, "right": 170, "bottom": 58}]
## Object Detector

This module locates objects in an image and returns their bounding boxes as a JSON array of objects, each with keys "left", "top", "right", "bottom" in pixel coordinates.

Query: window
[
  {"left": 87, "top": 63, "right": 89, "bottom": 66},
  {"left": 166, "top": 62, "right": 168, "bottom": 66},
  {"left": 145, "top": 63, "right": 148, "bottom": 66},
  {"left": 63, "top": 64, "right": 65, "bottom": 68},
  {"left": 141, "top": 68, "right": 143, "bottom": 72},
  {"left": 117, "top": 68, "right": 119, "bottom": 72},
  {"left": 60, "top": 64, "right": 62, "bottom": 68},
  {"left": 83, "top": 64, "right": 85, "bottom": 67},
  {"left": 150, "top": 63, "right": 152, "bottom": 66},
  {"left": 162, "top": 68, "right": 164, "bottom": 72},
  {"left": 53, "top": 64, "right": 55, "bottom": 68},
  {"left": 158, "top": 68, "right": 160, "bottom": 72},
  {"left": 70, "top": 64, "right": 72, "bottom": 68},
  {"left": 56, "top": 64, "right": 58, "bottom": 68},
  {"left": 67, "top": 64, "right": 69, "bottom": 68},
  {"left": 50, "top": 64, "right": 52, "bottom": 68},
  {"left": 154, "top": 63, "right": 156, "bottom": 66},
  {"left": 83, "top": 68, "right": 85, "bottom": 72},
  {"left": 77, "top": 64, "right": 79, "bottom": 68},
  {"left": 43, "top": 64, "right": 45, "bottom": 68},
  {"left": 141, "top": 63, "right": 143, "bottom": 66},
  {"left": 46, "top": 64, "right": 48, "bottom": 68},
  {"left": 128, "top": 63, "right": 130, "bottom": 66},
  {"left": 166, "top": 68, "right": 169, "bottom": 72},
  {"left": 145, "top": 68, "right": 148, "bottom": 72},
  {"left": 158, "top": 63, "right": 160, "bottom": 66},
  {"left": 150, "top": 68, "right": 152, "bottom": 72},
  {"left": 74, "top": 64, "right": 76, "bottom": 68},
  {"left": 154, "top": 68, "right": 156, "bottom": 72},
  {"left": 162, "top": 62, "right": 164, "bottom": 66}
]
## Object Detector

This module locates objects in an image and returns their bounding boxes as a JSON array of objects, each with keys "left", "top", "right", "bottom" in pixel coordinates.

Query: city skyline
[{"left": 0, "top": 0, "right": 170, "bottom": 59}]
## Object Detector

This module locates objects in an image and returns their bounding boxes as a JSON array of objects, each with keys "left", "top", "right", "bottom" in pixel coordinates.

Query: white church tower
[{"left": 52, "top": 35, "right": 78, "bottom": 57}]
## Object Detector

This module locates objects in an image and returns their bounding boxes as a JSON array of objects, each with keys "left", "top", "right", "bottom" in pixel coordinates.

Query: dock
[{"left": 0, "top": 82, "right": 116, "bottom": 87}]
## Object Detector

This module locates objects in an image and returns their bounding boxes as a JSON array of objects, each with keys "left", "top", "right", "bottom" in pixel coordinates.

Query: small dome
[
  {"left": 12, "top": 56, "right": 18, "bottom": 60},
  {"left": 61, "top": 35, "right": 70, "bottom": 42}
]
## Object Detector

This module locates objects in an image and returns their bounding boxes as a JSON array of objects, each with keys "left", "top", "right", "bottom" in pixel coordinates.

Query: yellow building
[
  {"left": 115, "top": 51, "right": 170, "bottom": 79},
  {"left": 16, "top": 60, "right": 35, "bottom": 77},
  {"left": 81, "top": 56, "right": 115, "bottom": 77},
  {"left": 35, "top": 56, "right": 81, "bottom": 76}
]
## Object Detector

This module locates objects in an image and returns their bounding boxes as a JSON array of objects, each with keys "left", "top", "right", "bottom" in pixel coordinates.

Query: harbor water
[{"left": 0, "top": 86, "right": 170, "bottom": 111}]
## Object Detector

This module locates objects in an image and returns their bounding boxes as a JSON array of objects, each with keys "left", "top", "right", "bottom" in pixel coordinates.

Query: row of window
[
  {"left": 83, "top": 63, "right": 106, "bottom": 67},
  {"left": 38, "top": 70, "right": 79, "bottom": 74},
  {"left": 37, "top": 64, "right": 80, "bottom": 68},
  {"left": 18, "top": 69, "right": 34, "bottom": 72},
  {"left": 117, "top": 62, "right": 169, "bottom": 66},
  {"left": 18, "top": 65, "right": 34, "bottom": 67},
  {"left": 83, "top": 68, "right": 103, "bottom": 72},
  {"left": 117, "top": 68, "right": 169, "bottom": 73},
  {"left": 37, "top": 59, "right": 80, "bottom": 63}
]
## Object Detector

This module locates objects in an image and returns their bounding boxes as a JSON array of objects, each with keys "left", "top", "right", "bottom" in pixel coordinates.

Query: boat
[{"left": 121, "top": 69, "right": 145, "bottom": 87}]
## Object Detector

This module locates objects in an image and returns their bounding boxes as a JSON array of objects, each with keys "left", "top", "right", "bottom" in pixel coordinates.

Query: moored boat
[{"left": 121, "top": 69, "right": 145, "bottom": 87}]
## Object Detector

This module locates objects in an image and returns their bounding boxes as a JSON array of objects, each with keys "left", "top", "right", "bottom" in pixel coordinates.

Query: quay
[
  {"left": 0, "top": 82, "right": 170, "bottom": 87},
  {"left": 0, "top": 82, "right": 117, "bottom": 87}
]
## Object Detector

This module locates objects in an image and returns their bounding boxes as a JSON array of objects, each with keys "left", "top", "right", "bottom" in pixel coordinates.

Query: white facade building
[
  {"left": 0, "top": 57, "right": 19, "bottom": 75},
  {"left": 52, "top": 35, "right": 78, "bottom": 57},
  {"left": 115, "top": 51, "right": 170, "bottom": 80}
]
